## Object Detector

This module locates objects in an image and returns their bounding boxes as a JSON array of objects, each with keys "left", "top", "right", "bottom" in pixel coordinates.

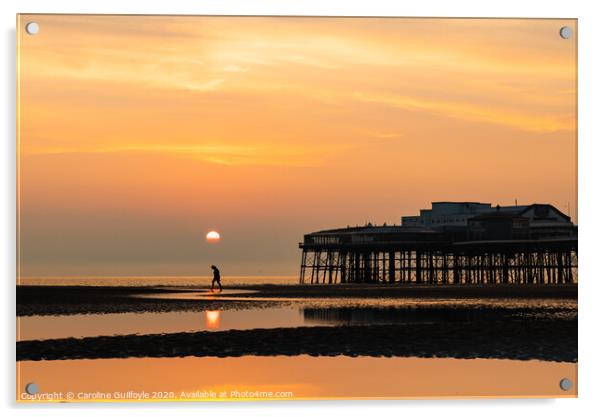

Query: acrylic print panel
[{"left": 16, "top": 15, "right": 577, "bottom": 402}]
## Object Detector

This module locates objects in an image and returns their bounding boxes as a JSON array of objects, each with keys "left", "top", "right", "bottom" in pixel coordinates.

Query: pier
[{"left": 298, "top": 202, "right": 577, "bottom": 285}]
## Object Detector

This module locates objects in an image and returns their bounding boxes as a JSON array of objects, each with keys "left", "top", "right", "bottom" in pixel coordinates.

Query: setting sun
[{"left": 206, "top": 231, "right": 221, "bottom": 243}]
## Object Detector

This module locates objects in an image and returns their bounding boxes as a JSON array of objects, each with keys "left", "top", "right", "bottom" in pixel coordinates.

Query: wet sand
[
  {"left": 17, "top": 285, "right": 279, "bottom": 316},
  {"left": 17, "top": 283, "right": 577, "bottom": 316},
  {"left": 17, "top": 319, "right": 576, "bottom": 362}
]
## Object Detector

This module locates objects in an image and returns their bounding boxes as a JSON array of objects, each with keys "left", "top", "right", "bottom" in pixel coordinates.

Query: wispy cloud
[
  {"left": 364, "top": 131, "right": 405, "bottom": 139},
  {"left": 352, "top": 92, "right": 574, "bottom": 133},
  {"left": 221, "top": 64, "right": 249, "bottom": 73},
  {"left": 23, "top": 143, "right": 340, "bottom": 167}
]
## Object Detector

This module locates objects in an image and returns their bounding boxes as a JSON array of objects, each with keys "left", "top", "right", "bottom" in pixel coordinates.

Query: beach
[{"left": 17, "top": 283, "right": 577, "bottom": 362}]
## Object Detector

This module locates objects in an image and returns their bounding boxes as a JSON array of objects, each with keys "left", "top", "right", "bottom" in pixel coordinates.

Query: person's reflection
[{"left": 205, "top": 310, "right": 221, "bottom": 329}]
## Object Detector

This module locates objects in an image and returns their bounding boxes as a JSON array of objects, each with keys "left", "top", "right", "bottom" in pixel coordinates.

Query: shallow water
[
  {"left": 17, "top": 356, "right": 577, "bottom": 402},
  {"left": 137, "top": 288, "right": 577, "bottom": 310},
  {"left": 18, "top": 280, "right": 577, "bottom": 341},
  {"left": 18, "top": 295, "right": 576, "bottom": 341},
  {"left": 17, "top": 308, "right": 328, "bottom": 341}
]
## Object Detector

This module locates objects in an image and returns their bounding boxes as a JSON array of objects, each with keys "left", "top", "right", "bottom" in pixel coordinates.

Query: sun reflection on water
[{"left": 205, "top": 310, "right": 221, "bottom": 329}]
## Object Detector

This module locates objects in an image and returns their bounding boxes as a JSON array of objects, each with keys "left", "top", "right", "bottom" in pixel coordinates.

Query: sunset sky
[{"left": 17, "top": 15, "right": 577, "bottom": 277}]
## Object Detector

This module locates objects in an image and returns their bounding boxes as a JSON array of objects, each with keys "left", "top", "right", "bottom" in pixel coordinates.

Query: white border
[{"left": 2, "top": 1, "right": 601, "bottom": 416}]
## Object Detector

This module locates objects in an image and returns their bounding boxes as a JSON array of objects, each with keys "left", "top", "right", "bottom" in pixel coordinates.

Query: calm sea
[{"left": 17, "top": 276, "right": 298, "bottom": 287}]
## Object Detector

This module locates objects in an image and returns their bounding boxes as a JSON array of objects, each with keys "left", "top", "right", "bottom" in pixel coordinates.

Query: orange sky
[{"left": 17, "top": 15, "right": 577, "bottom": 277}]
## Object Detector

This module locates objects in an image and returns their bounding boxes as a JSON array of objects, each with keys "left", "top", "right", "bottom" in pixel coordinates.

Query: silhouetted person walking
[{"left": 210, "top": 265, "right": 222, "bottom": 292}]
